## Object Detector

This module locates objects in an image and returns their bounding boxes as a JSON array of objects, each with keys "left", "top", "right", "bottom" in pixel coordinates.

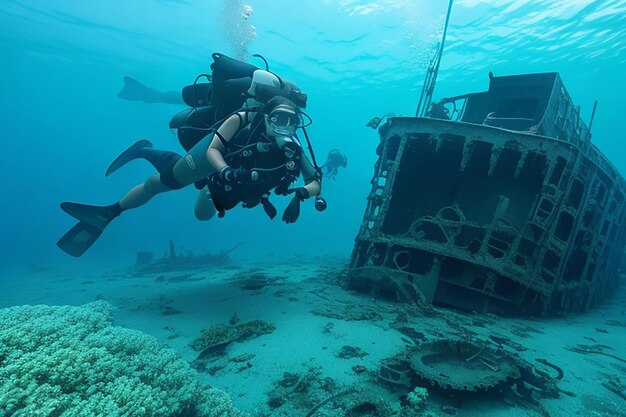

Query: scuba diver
[
  {"left": 320, "top": 149, "right": 347, "bottom": 180},
  {"left": 57, "top": 53, "right": 326, "bottom": 257},
  {"left": 117, "top": 76, "right": 184, "bottom": 105}
]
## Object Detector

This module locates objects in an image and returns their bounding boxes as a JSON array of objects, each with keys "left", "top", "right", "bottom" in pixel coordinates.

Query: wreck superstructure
[{"left": 349, "top": 72, "right": 626, "bottom": 315}]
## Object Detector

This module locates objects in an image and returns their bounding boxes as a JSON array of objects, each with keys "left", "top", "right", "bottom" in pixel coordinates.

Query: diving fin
[
  {"left": 60, "top": 202, "right": 122, "bottom": 229},
  {"left": 117, "top": 76, "right": 184, "bottom": 105},
  {"left": 56, "top": 221, "right": 105, "bottom": 257},
  {"left": 58, "top": 202, "right": 122, "bottom": 257},
  {"left": 105, "top": 139, "right": 153, "bottom": 177}
]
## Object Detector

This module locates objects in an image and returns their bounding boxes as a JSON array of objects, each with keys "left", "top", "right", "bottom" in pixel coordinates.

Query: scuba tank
[{"left": 169, "top": 52, "right": 307, "bottom": 151}]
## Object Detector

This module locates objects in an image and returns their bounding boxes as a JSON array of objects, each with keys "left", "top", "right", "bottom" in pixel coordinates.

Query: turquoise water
[
  {"left": 1, "top": 2, "right": 626, "bottom": 416},
  {"left": 1, "top": 0, "right": 624, "bottom": 267}
]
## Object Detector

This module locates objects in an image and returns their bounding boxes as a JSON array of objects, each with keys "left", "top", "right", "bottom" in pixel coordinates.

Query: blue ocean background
[{"left": 1, "top": 0, "right": 625, "bottom": 270}]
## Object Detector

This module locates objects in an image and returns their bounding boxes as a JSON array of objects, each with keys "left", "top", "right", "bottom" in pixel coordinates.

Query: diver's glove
[
  {"left": 275, "top": 174, "right": 297, "bottom": 196},
  {"left": 282, "top": 187, "right": 309, "bottom": 224},
  {"left": 234, "top": 167, "right": 259, "bottom": 184},
  {"left": 261, "top": 193, "right": 277, "bottom": 220}
]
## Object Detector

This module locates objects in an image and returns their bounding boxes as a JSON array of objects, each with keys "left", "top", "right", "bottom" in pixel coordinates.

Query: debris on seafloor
[
  {"left": 377, "top": 337, "right": 561, "bottom": 417},
  {"left": 158, "top": 295, "right": 182, "bottom": 315},
  {"left": 266, "top": 367, "right": 336, "bottom": 412},
  {"left": 190, "top": 319, "right": 275, "bottom": 371},
  {"left": 566, "top": 344, "right": 626, "bottom": 363},
  {"left": 154, "top": 273, "right": 206, "bottom": 284},
  {"left": 163, "top": 325, "right": 182, "bottom": 340},
  {"left": 409, "top": 339, "right": 522, "bottom": 391},
  {"left": 229, "top": 268, "right": 286, "bottom": 291},
  {"left": 304, "top": 387, "right": 357, "bottom": 417},
  {"left": 352, "top": 365, "right": 367, "bottom": 375},
  {"left": 311, "top": 302, "right": 383, "bottom": 322},
  {"left": 489, "top": 333, "right": 528, "bottom": 351},
  {"left": 160, "top": 305, "right": 182, "bottom": 316},
  {"left": 601, "top": 373, "right": 626, "bottom": 401},
  {"left": 397, "top": 327, "right": 428, "bottom": 343},
  {"left": 263, "top": 364, "right": 450, "bottom": 417},
  {"left": 132, "top": 239, "right": 243, "bottom": 273},
  {"left": 509, "top": 324, "right": 545, "bottom": 338},
  {"left": 264, "top": 367, "right": 401, "bottom": 417},
  {"left": 336, "top": 345, "right": 369, "bottom": 360},
  {"left": 534, "top": 358, "right": 564, "bottom": 380}
]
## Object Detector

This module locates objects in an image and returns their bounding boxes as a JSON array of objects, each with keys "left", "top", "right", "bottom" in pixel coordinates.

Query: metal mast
[{"left": 415, "top": 0, "right": 454, "bottom": 117}]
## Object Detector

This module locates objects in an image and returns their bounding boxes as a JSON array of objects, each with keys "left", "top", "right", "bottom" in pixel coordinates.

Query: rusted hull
[{"left": 349, "top": 117, "right": 626, "bottom": 315}]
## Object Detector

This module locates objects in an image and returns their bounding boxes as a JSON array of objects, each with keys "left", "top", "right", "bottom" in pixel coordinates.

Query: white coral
[
  {"left": 0, "top": 301, "right": 246, "bottom": 417},
  {"left": 400, "top": 386, "right": 430, "bottom": 417},
  {"left": 406, "top": 386, "right": 428, "bottom": 409}
]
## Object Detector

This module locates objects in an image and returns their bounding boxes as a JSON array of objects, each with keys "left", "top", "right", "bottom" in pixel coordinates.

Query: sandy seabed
[{"left": 1, "top": 256, "right": 625, "bottom": 417}]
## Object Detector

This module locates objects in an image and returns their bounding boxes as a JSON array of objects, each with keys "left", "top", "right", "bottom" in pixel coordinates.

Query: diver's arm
[
  {"left": 281, "top": 156, "right": 321, "bottom": 224},
  {"left": 298, "top": 155, "right": 321, "bottom": 197},
  {"left": 206, "top": 138, "right": 228, "bottom": 172},
  {"left": 304, "top": 180, "right": 321, "bottom": 197},
  {"left": 206, "top": 111, "right": 251, "bottom": 171}
]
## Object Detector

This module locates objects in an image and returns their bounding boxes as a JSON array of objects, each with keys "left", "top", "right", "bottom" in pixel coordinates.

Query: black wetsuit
[{"left": 208, "top": 112, "right": 318, "bottom": 214}]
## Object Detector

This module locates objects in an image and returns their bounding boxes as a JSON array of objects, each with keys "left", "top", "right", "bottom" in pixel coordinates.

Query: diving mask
[{"left": 266, "top": 105, "right": 300, "bottom": 136}]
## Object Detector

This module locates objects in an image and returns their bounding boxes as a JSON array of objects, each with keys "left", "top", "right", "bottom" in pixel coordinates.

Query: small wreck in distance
[{"left": 349, "top": 72, "right": 626, "bottom": 315}]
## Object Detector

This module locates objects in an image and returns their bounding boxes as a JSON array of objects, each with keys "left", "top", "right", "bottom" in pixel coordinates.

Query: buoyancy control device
[{"left": 169, "top": 52, "right": 307, "bottom": 151}]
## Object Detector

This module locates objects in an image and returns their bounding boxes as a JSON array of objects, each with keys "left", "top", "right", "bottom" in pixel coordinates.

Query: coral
[
  {"left": 190, "top": 320, "right": 275, "bottom": 373},
  {"left": 406, "top": 387, "right": 428, "bottom": 410},
  {"left": 192, "top": 323, "right": 233, "bottom": 351},
  {"left": 191, "top": 320, "right": 275, "bottom": 352},
  {"left": 266, "top": 367, "right": 335, "bottom": 412},
  {"left": 0, "top": 301, "right": 246, "bottom": 417},
  {"left": 400, "top": 387, "right": 429, "bottom": 416}
]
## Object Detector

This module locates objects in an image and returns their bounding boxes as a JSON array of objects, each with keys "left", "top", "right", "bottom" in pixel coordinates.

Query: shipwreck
[{"left": 349, "top": 70, "right": 626, "bottom": 315}]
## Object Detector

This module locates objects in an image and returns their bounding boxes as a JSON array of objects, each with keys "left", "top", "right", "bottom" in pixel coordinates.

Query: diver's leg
[
  {"left": 118, "top": 173, "right": 170, "bottom": 209},
  {"left": 118, "top": 134, "right": 218, "bottom": 209},
  {"left": 194, "top": 187, "right": 217, "bottom": 221},
  {"left": 59, "top": 135, "right": 218, "bottom": 256},
  {"left": 106, "top": 140, "right": 183, "bottom": 179},
  {"left": 61, "top": 171, "right": 180, "bottom": 257},
  {"left": 106, "top": 134, "right": 214, "bottom": 180},
  {"left": 170, "top": 134, "right": 217, "bottom": 185}
]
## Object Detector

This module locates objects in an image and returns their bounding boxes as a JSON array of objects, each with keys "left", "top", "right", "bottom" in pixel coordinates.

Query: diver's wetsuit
[
  {"left": 118, "top": 110, "right": 317, "bottom": 211},
  {"left": 117, "top": 132, "right": 216, "bottom": 210},
  {"left": 208, "top": 111, "right": 318, "bottom": 214}
]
